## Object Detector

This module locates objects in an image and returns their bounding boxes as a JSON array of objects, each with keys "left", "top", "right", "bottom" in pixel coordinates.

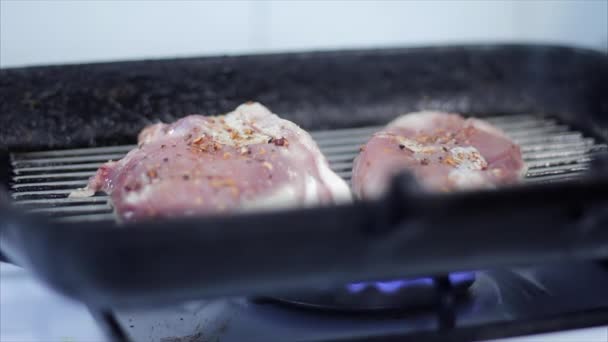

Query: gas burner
[
  {"left": 112, "top": 265, "right": 608, "bottom": 342},
  {"left": 266, "top": 272, "right": 476, "bottom": 312}
]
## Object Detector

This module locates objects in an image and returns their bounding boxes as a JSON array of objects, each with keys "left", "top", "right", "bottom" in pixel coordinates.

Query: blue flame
[{"left": 346, "top": 272, "right": 475, "bottom": 294}]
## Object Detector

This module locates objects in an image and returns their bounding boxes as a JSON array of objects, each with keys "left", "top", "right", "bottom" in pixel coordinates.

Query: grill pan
[
  {"left": 1, "top": 45, "right": 608, "bottom": 309},
  {"left": 7, "top": 115, "right": 608, "bottom": 221}
]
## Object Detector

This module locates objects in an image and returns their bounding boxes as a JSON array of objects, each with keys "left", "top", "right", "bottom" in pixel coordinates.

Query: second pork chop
[{"left": 352, "top": 111, "right": 526, "bottom": 198}]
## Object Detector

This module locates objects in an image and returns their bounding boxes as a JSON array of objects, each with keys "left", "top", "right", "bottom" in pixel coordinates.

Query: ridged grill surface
[{"left": 9, "top": 114, "right": 607, "bottom": 222}]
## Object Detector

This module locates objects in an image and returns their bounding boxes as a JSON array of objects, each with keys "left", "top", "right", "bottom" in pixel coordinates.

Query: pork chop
[
  {"left": 73, "top": 102, "right": 351, "bottom": 221},
  {"left": 352, "top": 111, "right": 526, "bottom": 198}
]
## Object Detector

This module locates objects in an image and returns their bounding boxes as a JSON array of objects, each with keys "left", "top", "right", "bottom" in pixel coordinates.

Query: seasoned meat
[
  {"left": 352, "top": 111, "right": 526, "bottom": 197},
  {"left": 73, "top": 102, "right": 351, "bottom": 221}
]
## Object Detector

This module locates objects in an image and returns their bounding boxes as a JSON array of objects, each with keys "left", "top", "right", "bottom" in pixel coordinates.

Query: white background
[{"left": 1, "top": 0, "right": 607, "bottom": 68}]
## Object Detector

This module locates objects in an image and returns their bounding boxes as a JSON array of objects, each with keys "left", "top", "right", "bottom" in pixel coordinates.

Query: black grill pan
[{"left": 1, "top": 44, "right": 607, "bottom": 309}]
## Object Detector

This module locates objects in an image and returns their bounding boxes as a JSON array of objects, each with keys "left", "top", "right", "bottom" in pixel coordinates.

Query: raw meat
[
  {"left": 352, "top": 111, "right": 526, "bottom": 197},
  {"left": 73, "top": 102, "right": 351, "bottom": 221}
]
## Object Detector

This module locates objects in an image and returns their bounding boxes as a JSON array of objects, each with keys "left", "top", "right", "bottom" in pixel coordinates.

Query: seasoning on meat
[
  {"left": 72, "top": 102, "right": 351, "bottom": 221},
  {"left": 352, "top": 111, "right": 526, "bottom": 198}
]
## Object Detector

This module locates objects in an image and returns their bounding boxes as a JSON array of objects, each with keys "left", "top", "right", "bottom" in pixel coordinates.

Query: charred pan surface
[{"left": 1, "top": 45, "right": 606, "bottom": 150}]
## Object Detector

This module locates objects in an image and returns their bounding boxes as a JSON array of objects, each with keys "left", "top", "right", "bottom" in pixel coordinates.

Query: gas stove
[
  {"left": 3, "top": 262, "right": 607, "bottom": 342},
  {"left": 90, "top": 263, "right": 608, "bottom": 342}
]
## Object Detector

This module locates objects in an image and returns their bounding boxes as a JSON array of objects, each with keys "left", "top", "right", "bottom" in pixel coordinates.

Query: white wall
[{"left": 1, "top": 0, "right": 606, "bottom": 68}]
